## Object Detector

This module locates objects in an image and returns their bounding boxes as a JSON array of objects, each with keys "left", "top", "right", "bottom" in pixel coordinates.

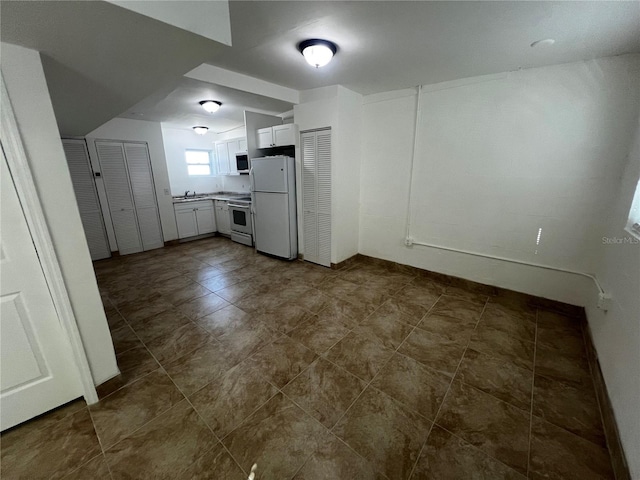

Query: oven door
[{"left": 228, "top": 204, "right": 252, "bottom": 235}]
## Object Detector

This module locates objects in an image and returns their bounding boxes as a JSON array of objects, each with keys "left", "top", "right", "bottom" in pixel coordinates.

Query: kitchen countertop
[{"left": 172, "top": 192, "right": 250, "bottom": 204}]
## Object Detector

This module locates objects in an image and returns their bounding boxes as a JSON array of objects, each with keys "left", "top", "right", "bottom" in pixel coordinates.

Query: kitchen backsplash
[{"left": 222, "top": 174, "right": 250, "bottom": 193}]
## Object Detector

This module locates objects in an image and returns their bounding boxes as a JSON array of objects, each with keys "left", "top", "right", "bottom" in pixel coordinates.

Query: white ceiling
[
  {"left": 209, "top": 1, "right": 640, "bottom": 95},
  {"left": 2, "top": 1, "right": 639, "bottom": 136},
  {"left": 0, "top": 1, "right": 229, "bottom": 135},
  {"left": 119, "top": 77, "right": 294, "bottom": 133}
]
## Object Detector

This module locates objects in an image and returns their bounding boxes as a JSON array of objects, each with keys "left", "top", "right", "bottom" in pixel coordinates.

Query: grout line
[
  {"left": 85, "top": 408, "right": 116, "bottom": 480},
  {"left": 435, "top": 423, "right": 528, "bottom": 477},
  {"left": 526, "top": 308, "right": 539, "bottom": 477},
  {"left": 407, "top": 296, "right": 489, "bottom": 479},
  {"left": 326, "top": 292, "right": 443, "bottom": 464},
  {"left": 163, "top": 362, "right": 260, "bottom": 478}
]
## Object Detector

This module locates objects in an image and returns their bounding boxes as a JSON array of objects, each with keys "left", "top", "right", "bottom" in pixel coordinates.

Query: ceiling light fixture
[
  {"left": 193, "top": 126, "right": 209, "bottom": 135},
  {"left": 199, "top": 100, "right": 222, "bottom": 113},
  {"left": 530, "top": 38, "right": 555, "bottom": 48},
  {"left": 298, "top": 39, "right": 337, "bottom": 68}
]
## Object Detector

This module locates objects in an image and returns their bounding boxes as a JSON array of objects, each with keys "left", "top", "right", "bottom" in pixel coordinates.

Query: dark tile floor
[{"left": 0, "top": 237, "right": 615, "bottom": 479}]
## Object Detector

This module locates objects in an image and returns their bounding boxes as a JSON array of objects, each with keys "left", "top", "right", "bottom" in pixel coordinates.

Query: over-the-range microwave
[{"left": 235, "top": 152, "right": 250, "bottom": 174}]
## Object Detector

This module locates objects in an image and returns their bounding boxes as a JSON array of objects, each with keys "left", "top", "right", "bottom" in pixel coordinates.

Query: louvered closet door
[
  {"left": 301, "top": 129, "right": 331, "bottom": 267},
  {"left": 96, "top": 141, "right": 142, "bottom": 255},
  {"left": 123, "top": 143, "right": 163, "bottom": 250},
  {"left": 302, "top": 132, "right": 318, "bottom": 264},
  {"left": 315, "top": 131, "right": 332, "bottom": 267},
  {"left": 62, "top": 139, "right": 111, "bottom": 260}
]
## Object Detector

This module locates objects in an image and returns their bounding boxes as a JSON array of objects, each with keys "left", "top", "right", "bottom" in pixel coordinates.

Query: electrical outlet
[
  {"left": 405, "top": 237, "right": 414, "bottom": 246},
  {"left": 164, "top": 188, "right": 170, "bottom": 195},
  {"left": 597, "top": 292, "right": 612, "bottom": 311}
]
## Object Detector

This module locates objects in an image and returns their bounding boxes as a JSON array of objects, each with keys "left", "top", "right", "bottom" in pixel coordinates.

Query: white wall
[
  {"left": 334, "top": 86, "right": 362, "bottom": 263},
  {"left": 86, "top": 118, "right": 178, "bottom": 248},
  {"left": 1, "top": 43, "right": 118, "bottom": 385},
  {"left": 360, "top": 55, "right": 640, "bottom": 305},
  {"left": 585, "top": 117, "right": 640, "bottom": 478},
  {"left": 294, "top": 85, "right": 362, "bottom": 264},
  {"left": 161, "top": 125, "right": 220, "bottom": 196}
]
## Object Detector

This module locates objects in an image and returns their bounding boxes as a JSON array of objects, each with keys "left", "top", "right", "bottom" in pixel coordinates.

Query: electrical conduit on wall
[{"left": 403, "top": 84, "right": 607, "bottom": 303}]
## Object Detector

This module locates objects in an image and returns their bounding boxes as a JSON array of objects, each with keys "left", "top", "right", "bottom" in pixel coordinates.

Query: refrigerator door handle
[{"left": 249, "top": 166, "right": 256, "bottom": 215}]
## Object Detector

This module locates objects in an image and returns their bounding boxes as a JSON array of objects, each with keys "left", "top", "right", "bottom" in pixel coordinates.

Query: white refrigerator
[{"left": 250, "top": 156, "right": 298, "bottom": 260}]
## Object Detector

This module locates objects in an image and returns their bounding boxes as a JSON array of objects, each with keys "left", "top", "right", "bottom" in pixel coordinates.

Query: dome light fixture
[
  {"left": 192, "top": 126, "right": 209, "bottom": 135},
  {"left": 298, "top": 39, "right": 337, "bottom": 68},
  {"left": 199, "top": 100, "right": 222, "bottom": 113}
]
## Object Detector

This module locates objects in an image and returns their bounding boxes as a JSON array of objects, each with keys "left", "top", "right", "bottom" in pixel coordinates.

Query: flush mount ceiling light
[
  {"left": 193, "top": 126, "right": 209, "bottom": 135},
  {"left": 199, "top": 100, "right": 222, "bottom": 113},
  {"left": 298, "top": 39, "right": 337, "bottom": 68},
  {"left": 530, "top": 38, "right": 555, "bottom": 48}
]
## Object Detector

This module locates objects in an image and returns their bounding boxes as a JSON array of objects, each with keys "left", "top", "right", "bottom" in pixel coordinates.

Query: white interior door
[
  {"left": 62, "top": 139, "right": 111, "bottom": 261},
  {"left": 0, "top": 149, "right": 83, "bottom": 431}
]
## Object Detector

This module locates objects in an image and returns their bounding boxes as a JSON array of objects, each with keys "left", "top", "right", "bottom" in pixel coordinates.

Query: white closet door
[
  {"left": 302, "top": 132, "right": 318, "bottom": 263},
  {"left": 123, "top": 143, "right": 163, "bottom": 250},
  {"left": 96, "top": 141, "right": 142, "bottom": 255},
  {"left": 62, "top": 139, "right": 110, "bottom": 261},
  {"left": 316, "top": 130, "right": 332, "bottom": 267},
  {"left": 301, "top": 129, "right": 331, "bottom": 267}
]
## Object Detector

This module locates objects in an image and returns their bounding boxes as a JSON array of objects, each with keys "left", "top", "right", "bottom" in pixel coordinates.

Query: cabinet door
[
  {"left": 175, "top": 206, "right": 197, "bottom": 239},
  {"left": 96, "top": 141, "right": 142, "bottom": 255},
  {"left": 273, "top": 124, "right": 297, "bottom": 147},
  {"left": 256, "top": 127, "right": 274, "bottom": 149},
  {"left": 226, "top": 140, "right": 241, "bottom": 175},
  {"left": 215, "top": 201, "right": 231, "bottom": 235},
  {"left": 195, "top": 203, "right": 216, "bottom": 234},
  {"left": 215, "top": 142, "right": 230, "bottom": 175}
]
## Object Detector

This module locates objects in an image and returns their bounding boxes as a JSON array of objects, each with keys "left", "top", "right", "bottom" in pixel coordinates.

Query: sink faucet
[{"left": 184, "top": 190, "right": 190, "bottom": 198}]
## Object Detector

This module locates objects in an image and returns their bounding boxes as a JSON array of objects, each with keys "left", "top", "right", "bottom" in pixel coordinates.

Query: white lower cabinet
[
  {"left": 215, "top": 200, "right": 231, "bottom": 235},
  {"left": 174, "top": 200, "right": 216, "bottom": 239}
]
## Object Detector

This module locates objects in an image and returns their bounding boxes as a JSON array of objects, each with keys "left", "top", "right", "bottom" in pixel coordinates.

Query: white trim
[{"left": 0, "top": 73, "right": 98, "bottom": 404}]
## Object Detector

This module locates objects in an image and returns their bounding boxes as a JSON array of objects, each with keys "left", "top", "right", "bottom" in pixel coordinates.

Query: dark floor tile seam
[
  {"left": 127, "top": 314, "right": 212, "bottom": 362},
  {"left": 325, "top": 291, "right": 446, "bottom": 450},
  {"left": 85, "top": 408, "right": 117, "bottom": 479},
  {"left": 60, "top": 451, "right": 113, "bottom": 480},
  {"left": 162, "top": 365, "right": 251, "bottom": 478},
  {"left": 525, "top": 309, "right": 539, "bottom": 477},
  {"left": 429, "top": 423, "right": 528, "bottom": 480},
  {"left": 448, "top": 366, "right": 533, "bottom": 415},
  {"left": 406, "top": 298, "right": 490, "bottom": 480},
  {"left": 96, "top": 398, "right": 195, "bottom": 464}
]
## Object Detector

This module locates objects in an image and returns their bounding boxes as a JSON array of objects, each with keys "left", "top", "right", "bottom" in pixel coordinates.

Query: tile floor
[{"left": 0, "top": 237, "right": 615, "bottom": 479}]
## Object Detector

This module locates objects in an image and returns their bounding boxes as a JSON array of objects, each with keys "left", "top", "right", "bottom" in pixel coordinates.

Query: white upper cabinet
[
  {"left": 215, "top": 142, "right": 230, "bottom": 175},
  {"left": 257, "top": 127, "right": 274, "bottom": 149},
  {"left": 256, "top": 124, "right": 298, "bottom": 148},
  {"left": 215, "top": 137, "right": 247, "bottom": 175},
  {"left": 273, "top": 124, "right": 297, "bottom": 147}
]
